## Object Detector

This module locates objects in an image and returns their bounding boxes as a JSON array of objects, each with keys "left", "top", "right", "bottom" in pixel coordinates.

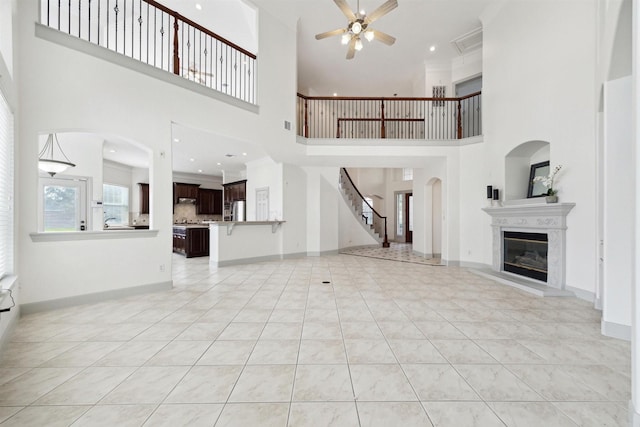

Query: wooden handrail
[
  {"left": 297, "top": 91, "right": 481, "bottom": 102},
  {"left": 143, "top": 0, "right": 257, "bottom": 59},
  {"left": 341, "top": 168, "right": 389, "bottom": 248}
]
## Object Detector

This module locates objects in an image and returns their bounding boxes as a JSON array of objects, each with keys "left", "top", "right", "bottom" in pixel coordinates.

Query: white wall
[
  {"left": 16, "top": 0, "right": 298, "bottom": 306},
  {"left": 245, "top": 157, "right": 283, "bottom": 221},
  {"left": 282, "top": 164, "right": 307, "bottom": 256},
  {"left": 452, "top": 50, "right": 482, "bottom": 85},
  {"left": 304, "top": 167, "right": 340, "bottom": 255},
  {"left": 480, "top": 0, "right": 598, "bottom": 293},
  {"left": 432, "top": 179, "right": 442, "bottom": 256},
  {"left": 0, "top": 0, "right": 15, "bottom": 79},
  {"left": 602, "top": 76, "right": 632, "bottom": 331}
]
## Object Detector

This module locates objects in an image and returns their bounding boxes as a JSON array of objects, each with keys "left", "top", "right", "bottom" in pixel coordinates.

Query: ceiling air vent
[{"left": 451, "top": 27, "right": 482, "bottom": 55}]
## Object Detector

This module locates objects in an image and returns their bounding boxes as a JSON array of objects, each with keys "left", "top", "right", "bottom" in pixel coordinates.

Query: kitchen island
[
  {"left": 173, "top": 224, "right": 210, "bottom": 258},
  {"left": 208, "top": 221, "right": 285, "bottom": 267}
]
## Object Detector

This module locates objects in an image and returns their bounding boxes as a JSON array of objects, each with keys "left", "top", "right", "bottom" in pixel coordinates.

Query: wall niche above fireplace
[
  {"left": 504, "top": 140, "right": 550, "bottom": 201},
  {"left": 482, "top": 202, "right": 575, "bottom": 290}
]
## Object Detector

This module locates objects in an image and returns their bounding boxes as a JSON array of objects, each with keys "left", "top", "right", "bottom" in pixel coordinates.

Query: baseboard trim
[
  {"left": 212, "top": 254, "right": 284, "bottom": 268},
  {"left": 566, "top": 285, "right": 596, "bottom": 304},
  {"left": 307, "top": 250, "right": 340, "bottom": 257},
  {"left": 448, "top": 260, "right": 491, "bottom": 269},
  {"left": 601, "top": 319, "right": 631, "bottom": 341},
  {"left": 594, "top": 297, "right": 603, "bottom": 310},
  {"left": 283, "top": 252, "right": 307, "bottom": 260},
  {"left": 412, "top": 249, "right": 431, "bottom": 258},
  {"left": 20, "top": 281, "right": 173, "bottom": 315}
]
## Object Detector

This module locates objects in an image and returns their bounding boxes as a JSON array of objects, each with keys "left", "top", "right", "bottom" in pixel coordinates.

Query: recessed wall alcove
[{"left": 504, "top": 141, "right": 550, "bottom": 201}]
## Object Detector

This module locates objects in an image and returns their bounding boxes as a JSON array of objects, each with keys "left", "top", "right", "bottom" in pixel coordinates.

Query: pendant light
[{"left": 38, "top": 133, "right": 76, "bottom": 176}]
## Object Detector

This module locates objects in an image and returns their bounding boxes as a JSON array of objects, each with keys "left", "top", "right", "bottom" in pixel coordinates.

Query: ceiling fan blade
[
  {"left": 371, "top": 30, "right": 396, "bottom": 46},
  {"left": 346, "top": 37, "right": 357, "bottom": 59},
  {"left": 334, "top": 0, "right": 356, "bottom": 21},
  {"left": 364, "top": 0, "right": 398, "bottom": 24},
  {"left": 315, "top": 28, "right": 345, "bottom": 40}
]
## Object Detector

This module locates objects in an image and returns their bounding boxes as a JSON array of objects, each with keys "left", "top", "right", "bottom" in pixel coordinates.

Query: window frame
[{"left": 102, "top": 182, "right": 130, "bottom": 227}]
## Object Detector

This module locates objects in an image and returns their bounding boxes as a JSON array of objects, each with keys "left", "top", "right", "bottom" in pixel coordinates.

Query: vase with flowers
[{"left": 533, "top": 164, "right": 562, "bottom": 203}]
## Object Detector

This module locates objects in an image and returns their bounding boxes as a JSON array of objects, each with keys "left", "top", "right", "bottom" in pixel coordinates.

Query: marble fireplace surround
[{"left": 482, "top": 200, "right": 575, "bottom": 290}]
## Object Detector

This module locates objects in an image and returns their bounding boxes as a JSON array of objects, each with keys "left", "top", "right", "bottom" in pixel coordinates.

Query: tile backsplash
[{"left": 173, "top": 203, "right": 222, "bottom": 224}]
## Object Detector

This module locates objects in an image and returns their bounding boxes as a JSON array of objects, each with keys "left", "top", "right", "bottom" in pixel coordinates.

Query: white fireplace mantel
[{"left": 482, "top": 201, "right": 575, "bottom": 290}]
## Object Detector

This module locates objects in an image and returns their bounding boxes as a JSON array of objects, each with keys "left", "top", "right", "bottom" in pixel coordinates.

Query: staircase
[{"left": 339, "top": 168, "right": 390, "bottom": 247}]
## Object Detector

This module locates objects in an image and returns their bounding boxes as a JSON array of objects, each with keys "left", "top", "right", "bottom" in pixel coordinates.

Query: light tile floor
[
  {"left": 340, "top": 243, "right": 443, "bottom": 266},
  {"left": 0, "top": 253, "right": 630, "bottom": 426}
]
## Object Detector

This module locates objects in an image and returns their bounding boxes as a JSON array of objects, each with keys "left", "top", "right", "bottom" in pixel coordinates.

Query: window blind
[{"left": 0, "top": 92, "right": 14, "bottom": 280}]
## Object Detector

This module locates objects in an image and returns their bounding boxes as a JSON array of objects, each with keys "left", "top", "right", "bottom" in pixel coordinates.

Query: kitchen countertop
[{"left": 172, "top": 224, "right": 210, "bottom": 229}]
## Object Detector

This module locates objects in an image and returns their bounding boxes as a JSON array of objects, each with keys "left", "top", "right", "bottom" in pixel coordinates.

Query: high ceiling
[
  {"left": 145, "top": 0, "right": 496, "bottom": 176},
  {"left": 250, "top": 0, "right": 494, "bottom": 96}
]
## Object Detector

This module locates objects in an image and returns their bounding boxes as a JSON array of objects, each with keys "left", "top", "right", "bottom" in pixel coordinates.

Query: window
[
  {"left": 40, "top": 176, "right": 88, "bottom": 232},
  {"left": 396, "top": 193, "right": 404, "bottom": 236},
  {"left": 103, "top": 183, "right": 129, "bottom": 226},
  {"left": 0, "top": 92, "right": 14, "bottom": 279},
  {"left": 362, "top": 197, "right": 373, "bottom": 225},
  {"left": 402, "top": 168, "right": 413, "bottom": 181}
]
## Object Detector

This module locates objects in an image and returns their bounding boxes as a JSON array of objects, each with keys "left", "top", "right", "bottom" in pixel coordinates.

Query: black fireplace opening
[{"left": 503, "top": 231, "right": 548, "bottom": 282}]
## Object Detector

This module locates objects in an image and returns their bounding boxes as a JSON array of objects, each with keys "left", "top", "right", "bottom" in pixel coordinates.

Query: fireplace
[
  {"left": 482, "top": 201, "right": 575, "bottom": 290},
  {"left": 503, "top": 231, "right": 548, "bottom": 281}
]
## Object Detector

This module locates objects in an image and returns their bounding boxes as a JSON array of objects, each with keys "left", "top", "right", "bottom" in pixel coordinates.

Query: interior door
[
  {"left": 405, "top": 192, "right": 413, "bottom": 243},
  {"left": 39, "top": 176, "right": 87, "bottom": 231}
]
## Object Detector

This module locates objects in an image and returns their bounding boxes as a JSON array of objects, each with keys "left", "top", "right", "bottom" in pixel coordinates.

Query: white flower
[{"left": 533, "top": 164, "right": 562, "bottom": 196}]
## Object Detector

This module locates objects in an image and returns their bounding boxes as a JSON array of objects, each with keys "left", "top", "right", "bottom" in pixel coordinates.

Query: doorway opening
[{"left": 396, "top": 191, "right": 413, "bottom": 243}]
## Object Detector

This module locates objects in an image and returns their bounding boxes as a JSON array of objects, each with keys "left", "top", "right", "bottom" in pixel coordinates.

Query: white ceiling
[
  {"left": 250, "top": 0, "right": 493, "bottom": 96},
  {"left": 171, "top": 123, "right": 267, "bottom": 176},
  {"left": 103, "top": 138, "right": 151, "bottom": 168}
]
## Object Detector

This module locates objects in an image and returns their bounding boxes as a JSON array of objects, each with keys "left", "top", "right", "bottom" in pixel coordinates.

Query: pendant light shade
[{"left": 38, "top": 134, "right": 76, "bottom": 177}]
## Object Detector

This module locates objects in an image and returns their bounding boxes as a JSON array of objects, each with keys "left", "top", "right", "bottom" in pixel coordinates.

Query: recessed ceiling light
[
  {"left": 216, "top": 162, "right": 221, "bottom": 166},
  {"left": 189, "top": 158, "right": 195, "bottom": 162},
  {"left": 195, "top": 3, "right": 202, "bottom": 10},
  {"left": 242, "top": 152, "right": 247, "bottom": 156},
  {"left": 429, "top": 45, "right": 436, "bottom": 52},
  {"left": 173, "top": 138, "right": 180, "bottom": 142},
  {"left": 333, "top": 93, "right": 338, "bottom": 97},
  {"left": 198, "top": 169, "right": 203, "bottom": 173},
  {"left": 109, "top": 149, "right": 116, "bottom": 153}
]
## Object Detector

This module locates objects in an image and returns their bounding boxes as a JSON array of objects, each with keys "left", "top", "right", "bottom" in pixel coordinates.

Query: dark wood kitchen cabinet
[
  {"left": 197, "top": 188, "right": 223, "bottom": 215},
  {"left": 173, "top": 182, "right": 200, "bottom": 204},
  {"left": 223, "top": 180, "right": 247, "bottom": 205},
  {"left": 138, "top": 183, "right": 149, "bottom": 214},
  {"left": 172, "top": 226, "right": 209, "bottom": 258}
]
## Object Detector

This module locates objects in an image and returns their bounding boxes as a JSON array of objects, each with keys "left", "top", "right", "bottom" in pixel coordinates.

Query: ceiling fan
[{"left": 315, "top": 0, "right": 398, "bottom": 60}]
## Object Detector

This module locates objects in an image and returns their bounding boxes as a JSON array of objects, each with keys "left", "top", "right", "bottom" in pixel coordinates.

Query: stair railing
[{"left": 340, "top": 168, "right": 390, "bottom": 248}]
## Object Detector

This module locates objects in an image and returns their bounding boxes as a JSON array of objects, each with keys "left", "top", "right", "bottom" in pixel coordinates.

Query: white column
[{"left": 632, "top": 0, "right": 640, "bottom": 424}]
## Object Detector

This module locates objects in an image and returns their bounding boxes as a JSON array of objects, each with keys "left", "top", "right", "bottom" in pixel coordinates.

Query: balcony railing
[
  {"left": 42, "top": 0, "right": 257, "bottom": 104},
  {"left": 297, "top": 92, "right": 482, "bottom": 140}
]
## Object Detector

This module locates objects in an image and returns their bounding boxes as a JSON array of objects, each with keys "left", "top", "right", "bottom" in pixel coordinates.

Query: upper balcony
[
  {"left": 40, "top": 0, "right": 257, "bottom": 104},
  {"left": 297, "top": 92, "right": 482, "bottom": 142}
]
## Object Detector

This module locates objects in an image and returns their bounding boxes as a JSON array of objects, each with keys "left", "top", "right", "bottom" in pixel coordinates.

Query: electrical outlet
[{"left": 159, "top": 264, "right": 165, "bottom": 272}]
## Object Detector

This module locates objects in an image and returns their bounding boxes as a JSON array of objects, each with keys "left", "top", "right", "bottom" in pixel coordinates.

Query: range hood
[{"left": 177, "top": 197, "right": 196, "bottom": 204}]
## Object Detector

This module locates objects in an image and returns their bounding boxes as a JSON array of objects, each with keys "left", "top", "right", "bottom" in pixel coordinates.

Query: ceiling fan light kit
[{"left": 315, "top": 0, "right": 397, "bottom": 59}]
